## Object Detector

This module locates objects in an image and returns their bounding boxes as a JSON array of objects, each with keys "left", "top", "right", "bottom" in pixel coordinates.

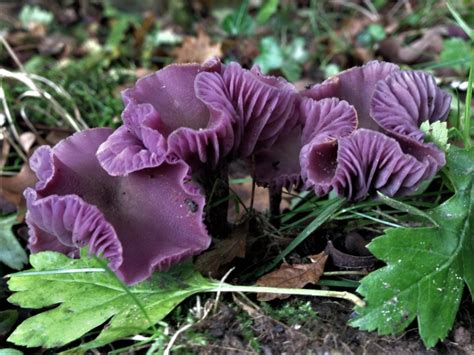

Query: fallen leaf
[
  {"left": 256, "top": 251, "right": 328, "bottom": 301},
  {"left": 39, "top": 34, "right": 76, "bottom": 58},
  {"left": 173, "top": 29, "right": 222, "bottom": 64},
  {"left": 379, "top": 27, "right": 445, "bottom": 64},
  {"left": 338, "top": 16, "right": 372, "bottom": 42},
  {"left": 325, "top": 240, "right": 376, "bottom": 269},
  {"left": 133, "top": 11, "right": 156, "bottom": 49},
  {"left": 195, "top": 221, "right": 247, "bottom": 277},
  {"left": 0, "top": 163, "right": 37, "bottom": 216},
  {"left": 45, "top": 130, "right": 71, "bottom": 145}
]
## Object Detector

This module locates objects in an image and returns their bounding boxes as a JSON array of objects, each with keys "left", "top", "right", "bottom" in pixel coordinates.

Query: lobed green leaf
[
  {"left": 351, "top": 147, "right": 474, "bottom": 348},
  {"left": 7, "top": 252, "right": 215, "bottom": 349}
]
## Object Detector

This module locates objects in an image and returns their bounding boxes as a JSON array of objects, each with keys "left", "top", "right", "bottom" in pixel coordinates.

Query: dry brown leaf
[
  {"left": 379, "top": 27, "right": 445, "bottom": 64},
  {"left": 45, "top": 130, "right": 71, "bottom": 145},
  {"left": 133, "top": 11, "right": 156, "bottom": 49},
  {"left": 0, "top": 163, "right": 37, "bottom": 217},
  {"left": 195, "top": 221, "right": 247, "bottom": 277},
  {"left": 256, "top": 251, "right": 328, "bottom": 301},
  {"left": 174, "top": 29, "right": 222, "bottom": 64},
  {"left": 338, "top": 17, "right": 372, "bottom": 42}
]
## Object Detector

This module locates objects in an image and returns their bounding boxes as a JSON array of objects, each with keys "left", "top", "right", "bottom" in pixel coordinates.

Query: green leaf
[
  {"left": 351, "top": 147, "right": 474, "bottom": 348},
  {"left": 0, "top": 215, "right": 28, "bottom": 270},
  {"left": 439, "top": 38, "right": 473, "bottom": 72},
  {"left": 376, "top": 192, "right": 439, "bottom": 227},
  {"left": 420, "top": 120, "right": 450, "bottom": 151},
  {"left": 446, "top": 2, "right": 474, "bottom": 41},
  {"left": 221, "top": 0, "right": 254, "bottom": 36},
  {"left": 258, "top": 197, "right": 345, "bottom": 276},
  {"left": 19, "top": 5, "right": 53, "bottom": 27},
  {"left": 254, "top": 37, "right": 308, "bottom": 81},
  {"left": 0, "top": 349, "right": 23, "bottom": 355},
  {"left": 357, "top": 24, "right": 386, "bottom": 46},
  {"left": 367, "top": 24, "right": 386, "bottom": 41},
  {"left": 256, "top": 0, "right": 279, "bottom": 24},
  {"left": 7, "top": 252, "right": 216, "bottom": 349},
  {"left": 284, "top": 37, "right": 309, "bottom": 65},
  {"left": 254, "top": 37, "right": 284, "bottom": 73}
]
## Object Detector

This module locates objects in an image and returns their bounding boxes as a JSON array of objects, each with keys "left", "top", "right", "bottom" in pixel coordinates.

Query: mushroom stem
[
  {"left": 269, "top": 185, "right": 282, "bottom": 228},
  {"left": 198, "top": 162, "right": 231, "bottom": 238}
]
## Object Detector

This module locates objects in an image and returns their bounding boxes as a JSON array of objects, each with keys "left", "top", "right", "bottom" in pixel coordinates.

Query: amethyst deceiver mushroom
[
  {"left": 97, "top": 60, "right": 299, "bottom": 234},
  {"left": 97, "top": 60, "right": 299, "bottom": 176},
  {"left": 253, "top": 97, "right": 357, "bottom": 190},
  {"left": 195, "top": 63, "right": 298, "bottom": 160},
  {"left": 25, "top": 128, "right": 210, "bottom": 284},
  {"left": 96, "top": 58, "right": 234, "bottom": 175},
  {"left": 301, "top": 61, "right": 451, "bottom": 200}
]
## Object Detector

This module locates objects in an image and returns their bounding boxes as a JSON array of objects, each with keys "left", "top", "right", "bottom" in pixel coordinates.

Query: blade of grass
[
  {"left": 348, "top": 211, "right": 404, "bottom": 228},
  {"left": 93, "top": 256, "right": 157, "bottom": 333},
  {"left": 258, "top": 197, "right": 345, "bottom": 276},
  {"left": 377, "top": 191, "right": 439, "bottom": 226},
  {"left": 446, "top": 2, "right": 474, "bottom": 41}
]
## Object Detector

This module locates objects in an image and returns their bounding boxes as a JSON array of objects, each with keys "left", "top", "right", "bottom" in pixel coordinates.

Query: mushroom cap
[
  {"left": 255, "top": 97, "right": 358, "bottom": 190},
  {"left": 26, "top": 128, "right": 210, "bottom": 284},
  {"left": 97, "top": 59, "right": 235, "bottom": 174},
  {"left": 304, "top": 129, "right": 445, "bottom": 200},
  {"left": 301, "top": 61, "right": 450, "bottom": 200},
  {"left": 196, "top": 63, "right": 299, "bottom": 159},
  {"left": 304, "top": 61, "right": 399, "bottom": 131}
]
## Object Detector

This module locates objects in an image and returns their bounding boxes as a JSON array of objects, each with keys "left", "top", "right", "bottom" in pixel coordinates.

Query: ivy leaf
[
  {"left": 7, "top": 252, "right": 216, "bottom": 349},
  {"left": 351, "top": 146, "right": 474, "bottom": 348},
  {"left": 0, "top": 215, "right": 28, "bottom": 270}
]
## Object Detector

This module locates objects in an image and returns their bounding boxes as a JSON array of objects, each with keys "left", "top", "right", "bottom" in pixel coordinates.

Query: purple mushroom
[
  {"left": 254, "top": 97, "right": 357, "bottom": 190},
  {"left": 97, "top": 59, "right": 298, "bottom": 176},
  {"left": 25, "top": 128, "right": 210, "bottom": 285},
  {"left": 97, "top": 59, "right": 235, "bottom": 175},
  {"left": 97, "top": 59, "right": 300, "bottom": 233},
  {"left": 301, "top": 61, "right": 451, "bottom": 200},
  {"left": 195, "top": 63, "right": 298, "bottom": 160}
]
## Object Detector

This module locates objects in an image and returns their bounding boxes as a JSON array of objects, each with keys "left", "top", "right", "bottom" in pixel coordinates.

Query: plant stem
[
  {"left": 209, "top": 284, "right": 366, "bottom": 308},
  {"left": 269, "top": 185, "right": 282, "bottom": 228},
  {"left": 463, "top": 57, "right": 473, "bottom": 149},
  {"left": 198, "top": 163, "right": 230, "bottom": 238}
]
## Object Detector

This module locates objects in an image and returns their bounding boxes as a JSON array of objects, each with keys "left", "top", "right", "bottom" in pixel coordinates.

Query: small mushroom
[{"left": 301, "top": 61, "right": 450, "bottom": 200}]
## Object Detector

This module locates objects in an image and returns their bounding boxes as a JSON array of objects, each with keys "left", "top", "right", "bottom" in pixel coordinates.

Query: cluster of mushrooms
[{"left": 24, "top": 59, "right": 451, "bottom": 284}]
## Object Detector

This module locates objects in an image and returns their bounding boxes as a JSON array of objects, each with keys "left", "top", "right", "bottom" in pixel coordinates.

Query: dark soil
[{"left": 190, "top": 294, "right": 474, "bottom": 354}]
